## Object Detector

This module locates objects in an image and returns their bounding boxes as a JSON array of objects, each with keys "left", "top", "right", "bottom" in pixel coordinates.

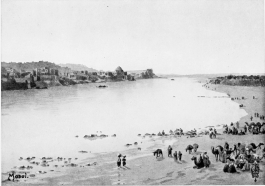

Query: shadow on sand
[
  {"left": 121, "top": 166, "right": 131, "bottom": 170},
  {"left": 156, "top": 157, "right": 165, "bottom": 161}
]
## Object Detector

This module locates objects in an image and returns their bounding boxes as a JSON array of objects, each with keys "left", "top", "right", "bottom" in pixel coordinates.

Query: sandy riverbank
[{"left": 2, "top": 81, "right": 265, "bottom": 185}]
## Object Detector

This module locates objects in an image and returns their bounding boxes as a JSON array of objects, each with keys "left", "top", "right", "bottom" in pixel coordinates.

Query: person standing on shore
[
  {"left": 250, "top": 116, "right": 253, "bottom": 121},
  {"left": 244, "top": 125, "right": 247, "bottom": 133},
  {"left": 203, "top": 152, "right": 210, "bottom": 168},
  {"left": 168, "top": 145, "right": 173, "bottom": 157},
  {"left": 224, "top": 142, "right": 229, "bottom": 151},
  {"left": 178, "top": 151, "right": 182, "bottom": 161},
  {"left": 117, "top": 154, "right": 122, "bottom": 168},
  {"left": 122, "top": 156, "right": 126, "bottom": 167},
  {"left": 173, "top": 151, "right": 178, "bottom": 161},
  {"left": 236, "top": 122, "right": 239, "bottom": 129}
]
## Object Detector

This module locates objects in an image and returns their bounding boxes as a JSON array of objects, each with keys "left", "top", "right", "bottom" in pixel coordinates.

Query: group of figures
[
  {"left": 153, "top": 140, "right": 264, "bottom": 172},
  {"left": 251, "top": 112, "right": 265, "bottom": 121},
  {"left": 153, "top": 143, "right": 211, "bottom": 169},
  {"left": 168, "top": 145, "right": 182, "bottom": 161},
  {"left": 117, "top": 154, "right": 127, "bottom": 168},
  {"left": 158, "top": 128, "right": 184, "bottom": 136},
  {"left": 211, "top": 141, "right": 264, "bottom": 174},
  {"left": 223, "top": 121, "right": 265, "bottom": 135}
]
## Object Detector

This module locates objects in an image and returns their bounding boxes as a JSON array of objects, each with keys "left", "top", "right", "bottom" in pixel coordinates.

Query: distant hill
[
  {"left": 59, "top": 64, "right": 98, "bottom": 72},
  {"left": 1, "top": 61, "right": 62, "bottom": 71},
  {"left": 1, "top": 61, "right": 98, "bottom": 73}
]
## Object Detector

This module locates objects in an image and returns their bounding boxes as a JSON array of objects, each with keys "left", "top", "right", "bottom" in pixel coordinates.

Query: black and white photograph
[{"left": 1, "top": 0, "right": 265, "bottom": 185}]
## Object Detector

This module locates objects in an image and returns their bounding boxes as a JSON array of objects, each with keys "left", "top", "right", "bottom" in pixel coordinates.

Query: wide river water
[{"left": 1, "top": 78, "right": 247, "bottom": 172}]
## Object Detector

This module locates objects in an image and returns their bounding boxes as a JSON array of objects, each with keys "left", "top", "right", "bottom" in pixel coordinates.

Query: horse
[{"left": 153, "top": 149, "right": 163, "bottom": 158}]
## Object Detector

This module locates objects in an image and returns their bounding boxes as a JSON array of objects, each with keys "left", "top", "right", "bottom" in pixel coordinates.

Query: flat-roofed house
[
  {"left": 67, "top": 72, "right": 76, "bottom": 80},
  {"left": 50, "top": 68, "right": 59, "bottom": 76}
]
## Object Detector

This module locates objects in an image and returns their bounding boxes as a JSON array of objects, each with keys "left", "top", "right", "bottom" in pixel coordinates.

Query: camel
[
  {"left": 191, "top": 155, "right": 204, "bottom": 169},
  {"left": 247, "top": 143, "right": 264, "bottom": 152},
  {"left": 211, "top": 146, "right": 223, "bottom": 161},
  {"left": 153, "top": 149, "right": 163, "bottom": 158},
  {"left": 238, "top": 130, "right": 245, "bottom": 135},
  {"left": 193, "top": 144, "right": 199, "bottom": 152},
  {"left": 209, "top": 131, "right": 216, "bottom": 139},
  {"left": 186, "top": 145, "right": 194, "bottom": 154},
  {"left": 227, "top": 129, "right": 233, "bottom": 134}
]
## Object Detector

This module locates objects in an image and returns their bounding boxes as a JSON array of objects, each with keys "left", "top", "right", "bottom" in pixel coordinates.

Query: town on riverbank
[{"left": 1, "top": 61, "right": 158, "bottom": 91}]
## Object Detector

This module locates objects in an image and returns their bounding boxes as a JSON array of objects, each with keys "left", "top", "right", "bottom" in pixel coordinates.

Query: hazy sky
[{"left": 1, "top": 0, "right": 264, "bottom": 74}]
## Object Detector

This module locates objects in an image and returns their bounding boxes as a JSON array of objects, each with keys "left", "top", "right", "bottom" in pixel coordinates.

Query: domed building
[
  {"left": 115, "top": 66, "right": 123, "bottom": 73},
  {"left": 115, "top": 66, "right": 126, "bottom": 80}
]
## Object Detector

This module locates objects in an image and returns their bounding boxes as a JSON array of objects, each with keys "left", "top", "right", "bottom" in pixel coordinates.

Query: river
[{"left": 1, "top": 78, "right": 247, "bottom": 172}]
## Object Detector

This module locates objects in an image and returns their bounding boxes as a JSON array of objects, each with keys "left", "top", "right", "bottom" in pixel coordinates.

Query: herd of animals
[
  {"left": 223, "top": 122, "right": 265, "bottom": 135},
  {"left": 152, "top": 141, "right": 265, "bottom": 172},
  {"left": 148, "top": 118, "right": 265, "bottom": 174},
  {"left": 11, "top": 118, "right": 265, "bottom": 182}
]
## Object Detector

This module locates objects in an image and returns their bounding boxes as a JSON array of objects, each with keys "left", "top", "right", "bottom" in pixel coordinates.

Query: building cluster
[{"left": 2, "top": 63, "right": 154, "bottom": 86}]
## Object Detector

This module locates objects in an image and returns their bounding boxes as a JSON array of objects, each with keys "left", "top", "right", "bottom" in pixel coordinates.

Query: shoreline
[
  {"left": 1, "top": 77, "right": 163, "bottom": 91},
  {"left": 2, "top": 78, "right": 265, "bottom": 185}
]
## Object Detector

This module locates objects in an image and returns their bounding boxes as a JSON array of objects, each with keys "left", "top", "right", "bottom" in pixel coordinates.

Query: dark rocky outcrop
[{"left": 209, "top": 75, "right": 265, "bottom": 87}]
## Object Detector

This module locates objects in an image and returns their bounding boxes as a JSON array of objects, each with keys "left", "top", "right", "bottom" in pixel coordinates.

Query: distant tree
[
  {"left": 227, "top": 75, "right": 234, "bottom": 80},
  {"left": 1, "top": 67, "right": 7, "bottom": 74}
]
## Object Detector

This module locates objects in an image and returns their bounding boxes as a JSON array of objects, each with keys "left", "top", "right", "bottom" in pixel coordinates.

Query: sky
[{"left": 1, "top": 0, "right": 264, "bottom": 74}]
